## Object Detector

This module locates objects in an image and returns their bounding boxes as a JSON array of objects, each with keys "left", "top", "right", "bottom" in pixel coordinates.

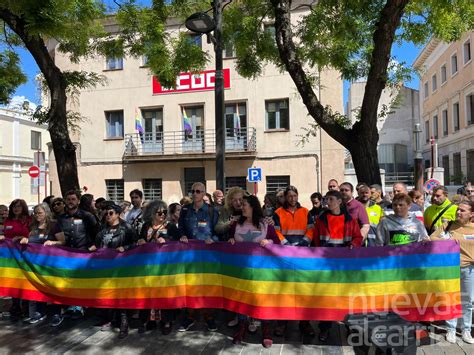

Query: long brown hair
[{"left": 8, "top": 199, "right": 29, "bottom": 221}]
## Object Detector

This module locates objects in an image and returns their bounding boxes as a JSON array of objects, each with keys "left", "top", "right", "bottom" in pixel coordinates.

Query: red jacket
[
  {"left": 3, "top": 217, "right": 31, "bottom": 240},
  {"left": 312, "top": 210, "right": 362, "bottom": 247}
]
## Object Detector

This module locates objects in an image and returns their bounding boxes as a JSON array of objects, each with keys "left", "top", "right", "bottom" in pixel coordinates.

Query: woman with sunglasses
[
  {"left": 89, "top": 203, "right": 137, "bottom": 339},
  {"left": 51, "top": 197, "right": 66, "bottom": 219},
  {"left": 228, "top": 194, "right": 279, "bottom": 348},
  {"left": 137, "top": 200, "right": 179, "bottom": 335}
]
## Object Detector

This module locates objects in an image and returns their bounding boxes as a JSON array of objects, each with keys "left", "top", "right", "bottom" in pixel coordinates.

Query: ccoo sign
[{"left": 152, "top": 69, "right": 231, "bottom": 94}]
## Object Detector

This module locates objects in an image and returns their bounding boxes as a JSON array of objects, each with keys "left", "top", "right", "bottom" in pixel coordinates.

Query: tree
[
  {"left": 0, "top": 1, "right": 107, "bottom": 195},
  {"left": 115, "top": 0, "right": 473, "bottom": 185}
]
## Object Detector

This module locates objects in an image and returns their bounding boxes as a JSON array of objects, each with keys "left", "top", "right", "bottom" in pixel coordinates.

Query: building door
[
  {"left": 467, "top": 150, "right": 474, "bottom": 182},
  {"left": 442, "top": 155, "right": 450, "bottom": 185},
  {"left": 184, "top": 167, "right": 206, "bottom": 196},
  {"left": 182, "top": 106, "right": 204, "bottom": 152},
  {"left": 142, "top": 109, "right": 163, "bottom": 153}
]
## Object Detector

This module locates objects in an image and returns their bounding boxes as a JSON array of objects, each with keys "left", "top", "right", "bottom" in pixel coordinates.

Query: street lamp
[
  {"left": 413, "top": 123, "right": 423, "bottom": 192},
  {"left": 185, "top": 1, "right": 225, "bottom": 191}
]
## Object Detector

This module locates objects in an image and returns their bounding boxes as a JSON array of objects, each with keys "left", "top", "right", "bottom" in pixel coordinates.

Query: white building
[{"left": 0, "top": 108, "right": 50, "bottom": 206}]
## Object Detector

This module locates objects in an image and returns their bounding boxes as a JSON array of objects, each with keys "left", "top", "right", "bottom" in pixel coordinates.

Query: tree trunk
[
  {"left": 0, "top": 8, "right": 80, "bottom": 196},
  {"left": 347, "top": 133, "right": 382, "bottom": 186}
]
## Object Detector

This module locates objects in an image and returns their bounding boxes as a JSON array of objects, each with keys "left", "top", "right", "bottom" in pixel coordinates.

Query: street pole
[
  {"left": 213, "top": 0, "right": 225, "bottom": 191},
  {"left": 413, "top": 123, "right": 423, "bottom": 192}
]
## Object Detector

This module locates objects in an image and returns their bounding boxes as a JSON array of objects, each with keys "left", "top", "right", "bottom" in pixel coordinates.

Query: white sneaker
[
  {"left": 248, "top": 319, "right": 258, "bottom": 333},
  {"left": 462, "top": 330, "right": 474, "bottom": 344},
  {"left": 446, "top": 329, "right": 457, "bottom": 343},
  {"left": 227, "top": 316, "right": 238, "bottom": 327}
]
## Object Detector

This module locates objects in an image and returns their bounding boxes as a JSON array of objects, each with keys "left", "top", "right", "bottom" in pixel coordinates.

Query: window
[
  {"left": 425, "top": 120, "right": 430, "bottom": 143},
  {"left": 266, "top": 175, "right": 290, "bottom": 193},
  {"left": 106, "top": 179, "right": 124, "bottom": 203},
  {"left": 106, "top": 56, "right": 123, "bottom": 70},
  {"left": 265, "top": 99, "right": 289, "bottom": 130},
  {"left": 433, "top": 115, "right": 438, "bottom": 139},
  {"left": 453, "top": 102, "right": 460, "bottom": 131},
  {"left": 441, "top": 64, "right": 447, "bottom": 84},
  {"left": 467, "top": 94, "right": 474, "bottom": 126},
  {"left": 223, "top": 41, "right": 236, "bottom": 58},
  {"left": 442, "top": 155, "right": 450, "bottom": 185},
  {"left": 225, "top": 102, "right": 247, "bottom": 137},
  {"left": 142, "top": 55, "right": 149, "bottom": 67},
  {"left": 105, "top": 111, "right": 124, "bottom": 138},
  {"left": 451, "top": 53, "right": 458, "bottom": 75},
  {"left": 432, "top": 74, "right": 437, "bottom": 92},
  {"left": 453, "top": 153, "right": 462, "bottom": 184},
  {"left": 225, "top": 176, "right": 247, "bottom": 192},
  {"left": 464, "top": 40, "right": 471, "bottom": 64},
  {"left": 187, "top": 34, "right": 202, "bottom": 49},
  {"left": 143, "top": 179, "right": 162, "bottom": 200},
  {"left": 264, "top": 24, "right": 276, "bottom": 44},
  {"left": 424, "top": 82, "right": 429, "bottom": 98},
  {"left": 442, "top": 109, "right": 448, "bottom": 136},
  {"left": 184, "top": 167, "right": 205, "bottom": 196},
  {"left": 31, "top": 131, "right": 41, "bottom": 150}
]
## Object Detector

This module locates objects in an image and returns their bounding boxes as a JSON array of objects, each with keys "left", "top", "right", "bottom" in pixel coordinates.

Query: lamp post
[
  {"left": 185, "top": 1, "right": 225, "bottom": 191},
  {"left": 413, "top": 123, "right": 423, "bottom": 192}
]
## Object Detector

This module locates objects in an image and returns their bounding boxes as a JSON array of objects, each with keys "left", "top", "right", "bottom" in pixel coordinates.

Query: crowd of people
[{"left": 0, "top": 179, "right": 473, "bottom": 347}]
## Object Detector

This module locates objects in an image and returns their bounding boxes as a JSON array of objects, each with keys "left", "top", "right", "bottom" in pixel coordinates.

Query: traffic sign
[
  {"left": 28, "top": 165, "right": 40, "bottom": 178},
  {"left": 424, "top": 178, "right": 440, "bottom": 192},
  {"left": 247, "top": 168, "right": 262, "bottom": 182}
]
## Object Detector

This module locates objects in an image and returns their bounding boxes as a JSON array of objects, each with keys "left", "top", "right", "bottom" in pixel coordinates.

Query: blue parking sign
[{"left": 247, "top": 168, "right": 262, "bottom": 182}]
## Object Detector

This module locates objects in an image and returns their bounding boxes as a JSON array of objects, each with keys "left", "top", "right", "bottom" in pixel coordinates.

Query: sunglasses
[
  {"left": 191, "top": 189, "right": 204, "bottom": 194},
  {"left": 53, "top": 202, "right": 63, "bottom": 207},
  {"left": 106, "top": 211, "right": 116, "bottom": 216},
  {"left": 155, "top": 210, "right": 167, "bottom": 216}
]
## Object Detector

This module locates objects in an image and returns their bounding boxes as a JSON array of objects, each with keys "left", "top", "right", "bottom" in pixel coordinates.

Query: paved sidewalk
[{"left": 0, "top": 312, "right": 472, "bottom": 354}]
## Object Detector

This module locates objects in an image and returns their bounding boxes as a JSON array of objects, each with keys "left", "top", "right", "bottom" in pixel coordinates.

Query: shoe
[
  {"left": 178, "top": 318, "right": 195, "bottom": 332},
  {"left": 99, "top": 322, "right": 112, "bottom": 331},
  {"left": 274, "top": 324, "right": 286, "bottom": 337},
  {"left": 206, "top": 319, "right": 217, "bottom": 332},
  {"left": 261, "top": 323, "right": 273, "bottom": 348},
  {"left": 319, "top": 328, "right": 330, "bottom": 343},
  {"left": 227, "top": 316, "right": 239, "bottom": 328},
  {"left": 138, "top": 324, "right": 146, "bottom": 334},
  {"left": 446, "top": 329, "right": 456, "bottom": 343},
  {"left": 28, "top": 313, "right": 46, "bottom": 324},
  {"left": 22, "top": 317, "right": 32, "bottom": 324},
  {"left": 300, "top": 321, "right": 315, "bottom": 337},
  {"left": 70, "top": 308, "right": 84, "bottom": 320},
  {"left": 232, "top": 321, "right": 248, "bottom": 345},
  {"left": 50, "top": 314, "right": 64, "bottom": 327},
  {"left": 118, "top": 315, "right": 128, "bottom": 339},
  {"left": 248, "top": 319, "right": 258, "bottom": 333},
  {"left": 462, "top": 330, "right": 474, "bottom": 344},
  {"left": 161, "top": 321, "right": 172, "bottom": 335}
]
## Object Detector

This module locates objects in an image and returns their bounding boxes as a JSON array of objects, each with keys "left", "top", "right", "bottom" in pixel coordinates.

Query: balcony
[{"left": 123, "top": 127, "right": 257, "bottom": 162}]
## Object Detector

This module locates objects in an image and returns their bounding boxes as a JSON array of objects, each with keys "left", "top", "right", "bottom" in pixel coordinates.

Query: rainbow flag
[
  {"left": 0, "top": 240, "right": 461, "bottom": 321},
  {"left": 182, "top": 108, "right": 192, "bottom": 135},
  {"left": 134, "top": 109, "right": 144, "bottom": 135}
]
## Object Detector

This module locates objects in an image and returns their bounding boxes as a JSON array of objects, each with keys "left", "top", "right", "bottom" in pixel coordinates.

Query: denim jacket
[{"left": 178, "top": 203, "right": 218, "bottom": 241}]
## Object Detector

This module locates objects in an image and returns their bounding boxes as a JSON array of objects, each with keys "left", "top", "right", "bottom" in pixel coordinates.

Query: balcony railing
[{"left": 124, "top": 127, "right": 256, "bottom": 158}]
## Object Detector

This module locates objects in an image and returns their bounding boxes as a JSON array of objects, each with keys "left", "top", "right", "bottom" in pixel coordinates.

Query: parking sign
[{"left": 247, "top": 168, "right": 262, "bottom": 182}]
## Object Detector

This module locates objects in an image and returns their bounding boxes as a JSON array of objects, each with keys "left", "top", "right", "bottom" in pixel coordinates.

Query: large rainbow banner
[{"left": 0, "top": 239, "right": 461, "bottom": 321}]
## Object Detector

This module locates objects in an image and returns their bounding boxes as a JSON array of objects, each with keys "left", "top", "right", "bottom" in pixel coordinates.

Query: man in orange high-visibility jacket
[
  {"left": 272, "top": 185, "right": 315, "bottom": 338},
  {"left": 273, "top": 187, "right": 313, "bottom": 246}
]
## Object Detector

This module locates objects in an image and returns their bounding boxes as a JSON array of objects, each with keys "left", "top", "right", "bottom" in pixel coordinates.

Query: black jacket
[{"left": 95, "top": 220, "right": 137, "bottom": 250}]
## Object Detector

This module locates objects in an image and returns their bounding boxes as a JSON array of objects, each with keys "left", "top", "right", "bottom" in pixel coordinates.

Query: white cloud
[{"left": 5, "top": 95, "right": 37, "bottom": 112}]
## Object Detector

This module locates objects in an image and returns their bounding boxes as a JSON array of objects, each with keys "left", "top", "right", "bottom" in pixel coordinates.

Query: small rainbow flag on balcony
[
  {"left": 0, "top": 240, "right": 461, "bottom": 321},
  {"left": 183, "top": 108, "right": 192, "bottom": 135},
  {"left": 135, "top": 110, "right": 144, "bottom": 135}
]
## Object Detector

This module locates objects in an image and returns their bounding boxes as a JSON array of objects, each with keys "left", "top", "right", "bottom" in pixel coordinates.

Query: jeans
[{"left": 446, "top": 265, "right": 474, "bottom": 331}]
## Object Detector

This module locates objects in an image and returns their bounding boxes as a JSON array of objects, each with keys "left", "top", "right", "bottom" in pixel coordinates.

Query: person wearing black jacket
[
  {"left": 137, "top": 200, "right": 179, "bottom": 335},
  {"left": 89, "top": 203, "right": 137, "bottom": 339}
]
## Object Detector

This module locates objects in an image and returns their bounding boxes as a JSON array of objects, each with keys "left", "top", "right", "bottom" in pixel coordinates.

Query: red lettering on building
[{"left": 152, "top": 69, "right": 230, "bottom": 94}]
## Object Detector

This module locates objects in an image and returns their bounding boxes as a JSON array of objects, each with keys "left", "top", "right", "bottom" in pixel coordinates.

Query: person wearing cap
[{"left": 89, "top": 203, "right": 137, "bottom": 339}]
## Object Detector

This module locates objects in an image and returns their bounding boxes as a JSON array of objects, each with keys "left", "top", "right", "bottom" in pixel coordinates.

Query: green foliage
[{"left": 0, "top": 50, "right": 27, "bottom": 104}]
